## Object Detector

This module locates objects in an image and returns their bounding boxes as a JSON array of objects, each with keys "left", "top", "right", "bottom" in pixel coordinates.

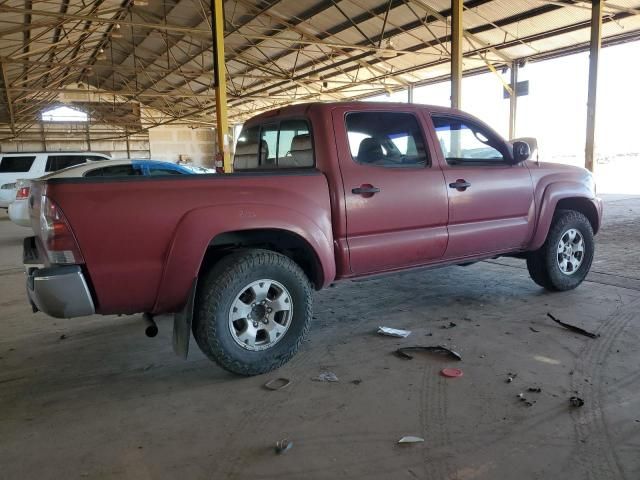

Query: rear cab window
[
  {"left": 84, "top": 165, "right": 141, "bottom": 177},
  {"left": 148, "top": 167, "right": 184, "bottom": 176},
  {"left": 345, "top": 112, "right": 428, "bottom": 168},
  {"left": 234, "top": 119, "right": 314, "bottom": 170},
  {"left": 0, "top": 156, "right": 36, "bottom": 173},
  {"left": 46, "top": 155, "right": 88, "bottom": 172}
]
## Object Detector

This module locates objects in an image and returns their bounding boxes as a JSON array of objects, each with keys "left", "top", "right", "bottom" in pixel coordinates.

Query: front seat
[{"left": 357, "top": 137, "right": 384, "bottom": 164}]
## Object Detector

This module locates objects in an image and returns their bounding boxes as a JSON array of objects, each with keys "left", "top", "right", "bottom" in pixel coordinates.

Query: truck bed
[{"left": 30, "top": 171, "right": 334, "bottom": 315}]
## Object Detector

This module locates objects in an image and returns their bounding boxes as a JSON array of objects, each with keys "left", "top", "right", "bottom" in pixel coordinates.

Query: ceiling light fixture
[{"left": 379, "top": 39, "right": 398, "bottom": 59}]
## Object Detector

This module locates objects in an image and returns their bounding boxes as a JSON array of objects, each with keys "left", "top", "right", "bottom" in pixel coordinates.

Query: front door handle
[
  {"left": 352, "top": 185, "right": 380, "bottom": 196},
  {"left": 449, "top": 179, "right": 471, "bottom": 191}
]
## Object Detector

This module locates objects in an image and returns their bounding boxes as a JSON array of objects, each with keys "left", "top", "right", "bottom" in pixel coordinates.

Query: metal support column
[
  {"left": 211, "top": 0, "right": 231, "bottom": 173},
  {"left": 585, "top": 0, "right": 602, "bottom": 173},
  {"left": 509, "top": 61, "right": 518, "bottom": 139},
  {"left": 40, "top": 122, "right": 46, "bottom": 152},
  {"left": 407, "top": 83, "right": 414, "bottom": 103},
  {"left": 125, "top": 130, "right": 131, "bottom": 159},
  {"left": 451, "top": 0, "right": 463, "bottom": 109},
  {"left": 0, "top": 62, "right": 15, "bottom": 136},
  {"left": 86, "top": 122, "right": 92, "bottom": 151}
]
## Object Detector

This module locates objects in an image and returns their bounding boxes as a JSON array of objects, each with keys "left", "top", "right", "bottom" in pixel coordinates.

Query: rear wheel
[
  {"left": 193, "top": 249, "right": 313, "bottom": 376},
  {"left": 526, "top": 210, "right": 594, "bottom": 291}
]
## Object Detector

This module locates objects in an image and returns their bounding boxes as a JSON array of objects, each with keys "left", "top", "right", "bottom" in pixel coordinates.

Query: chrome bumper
[{"left": 24, "top": 237, "right": 95, "bottom": 318}]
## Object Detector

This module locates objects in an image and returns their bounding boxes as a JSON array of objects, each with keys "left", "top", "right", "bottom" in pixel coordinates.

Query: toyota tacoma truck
[{"left": 23, "top": 102, "right": 602, "bottom": 375}]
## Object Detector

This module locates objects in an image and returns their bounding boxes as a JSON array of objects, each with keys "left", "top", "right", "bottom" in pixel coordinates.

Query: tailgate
[{"left": 28, "top": 180, "right": 44, "bottom": 233}]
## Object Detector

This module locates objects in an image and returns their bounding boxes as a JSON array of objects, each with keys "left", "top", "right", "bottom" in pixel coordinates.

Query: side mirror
[{"left": 511, "top": 141, "right": 531, "bottom": 164}]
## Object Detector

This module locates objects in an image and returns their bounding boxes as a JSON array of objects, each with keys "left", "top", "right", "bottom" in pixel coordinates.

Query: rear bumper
[{"left": 24, "top": 237, "right": 95, "bottom": 318}]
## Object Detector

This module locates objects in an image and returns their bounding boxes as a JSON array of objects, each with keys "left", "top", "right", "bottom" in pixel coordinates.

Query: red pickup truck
[{"left": 24, "top": 102, "right": 602, "bottom": 375}]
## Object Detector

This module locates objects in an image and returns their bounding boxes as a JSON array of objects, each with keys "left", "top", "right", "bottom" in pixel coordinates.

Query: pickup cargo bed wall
[{"left": 44, "top": 172, "right": 335, "bottom": 314}]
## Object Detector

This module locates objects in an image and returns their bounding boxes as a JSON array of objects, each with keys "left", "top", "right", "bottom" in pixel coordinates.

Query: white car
[
  {"left": 0, "top": 151, "right": 110, "bottom": 208},
  {"left": 8, "top": 159, "right": 201, "bottom": 227}
]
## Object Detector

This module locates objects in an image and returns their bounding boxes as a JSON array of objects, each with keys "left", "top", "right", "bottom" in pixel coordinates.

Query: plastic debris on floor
[
  {"left": 312, "top": 371, "right": 339, "bottom": 382},
  {"left": 398, "top": 436, "right": 424, "bottom": 444},
  {"left": 377, "top": 326, "right": 412, "bottom": 338}
]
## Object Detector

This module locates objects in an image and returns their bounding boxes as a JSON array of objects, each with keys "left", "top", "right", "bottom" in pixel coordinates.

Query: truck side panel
[
  {"left": 45, "top": 172, "right": 333, "bottom": 315},
  {"left": 154, "top": 196, "right": 335, "bottom": 313}
]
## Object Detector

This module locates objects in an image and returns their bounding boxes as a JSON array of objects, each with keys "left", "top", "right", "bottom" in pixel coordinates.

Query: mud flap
[{"left": 172, "top": 278, "right": 197, "bottom": 359}]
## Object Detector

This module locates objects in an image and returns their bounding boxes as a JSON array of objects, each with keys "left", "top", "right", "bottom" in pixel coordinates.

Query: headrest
[
  {"left": 357, "top": 137, "right": 384, "bottom": 163},
  {"left": 291, "top": 134, "right": 311, "bottom": 152}
]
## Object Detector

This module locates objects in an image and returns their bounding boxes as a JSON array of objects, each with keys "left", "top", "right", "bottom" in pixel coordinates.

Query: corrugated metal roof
[{"left": 0, "top": 0, "right": 638, "bottom": 130}]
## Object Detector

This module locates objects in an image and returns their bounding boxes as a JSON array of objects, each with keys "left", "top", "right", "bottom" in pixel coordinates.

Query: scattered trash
[
  {"left": 394, "top": 346, "right": 462, "bottom": 361},
  {"left": 264, "top": 378, "right": 291, "bottom": 391},
  {"left": 529, "top": 326, "right": 540, "bottom": 333},
  {"left": 440, "top": 322, "right": 457, "bottom": 329},
  {"left": 527, "top": 387, "right": 542, "bottom": 393},
  {"left": 506, "top": 372, "right": 518, "bottom": 383},
  {"left": 398, "top": 436, "right": 424, "bottom": 444},
  {"left": 441, "top": 368, "right": 463, "bottom": 378},
  {"left": 569, "top": 396, "right": 585, "bottom": 407},
  {"left": 350, "top": 379, "right": 362, "bottom": 385},
  {"left": 377, "top": 326, "right": 411, "bottom": 338},
  {"left": 516, "top": 392, "right": 535, "bottom": 406},
  {"left": 547, "top": 313, "right": 599, "bottom": 339},
  {"left": 59, "top": 334, "right": 67, "bottom": 340},
  {"left": 312, "top": 371, "right": 339, "bottom": 382},
  {"left": 275, "top": 439, "right": 293, "bottom": 454}
]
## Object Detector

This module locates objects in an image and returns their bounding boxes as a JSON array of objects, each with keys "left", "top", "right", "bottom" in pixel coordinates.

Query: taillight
[
  {"left": 40, "top": 195, "right": 84, "bottom": 264},
  {"left": 16, "top": 186, "right": 30, "bottom": 200}
]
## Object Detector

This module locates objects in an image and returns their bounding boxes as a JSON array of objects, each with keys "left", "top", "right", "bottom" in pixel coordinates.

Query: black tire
[
  {"left": 193, "top": 249, "right": 313, "bottom": 376},
  {"left": 526, "top": 209, "right": 595, "bottom": 291}
]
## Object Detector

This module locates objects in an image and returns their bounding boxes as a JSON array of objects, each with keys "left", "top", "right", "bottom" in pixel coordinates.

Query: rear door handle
[
  {"left": 449, "top": 180, "right": 471, "bottom": 191},
  {"left": 352, "top": 185, "right": 380, "bottom": 195}
]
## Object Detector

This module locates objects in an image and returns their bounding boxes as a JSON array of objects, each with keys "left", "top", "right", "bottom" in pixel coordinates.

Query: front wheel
[
  {"left": 193, "top": 249, "right": 313, "bottom": 376},
  {"left": 526, "top": 210, "right": 595, "bottom": 291}
]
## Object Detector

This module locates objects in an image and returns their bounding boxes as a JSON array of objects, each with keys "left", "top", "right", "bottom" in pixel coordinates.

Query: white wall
[{"left": 148, "top": 125, "right": 216, "bottom": 167}]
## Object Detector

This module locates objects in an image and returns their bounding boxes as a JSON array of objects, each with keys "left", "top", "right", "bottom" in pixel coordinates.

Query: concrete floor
[{"left": 1, "top": 196, "right": 639, "bottom": 480}]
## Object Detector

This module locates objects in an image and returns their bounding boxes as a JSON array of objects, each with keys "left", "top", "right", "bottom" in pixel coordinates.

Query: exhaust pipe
[{"left": 143, "top": 313, "right": 158, "bottom": 338}]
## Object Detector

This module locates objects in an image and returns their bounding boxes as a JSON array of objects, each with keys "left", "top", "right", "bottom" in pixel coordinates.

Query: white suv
[{"left": 0, "top": 152, "right": 110, "bottom": 208}]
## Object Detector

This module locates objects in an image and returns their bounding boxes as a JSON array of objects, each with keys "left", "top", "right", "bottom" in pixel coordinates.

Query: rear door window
[
  {"left": 345, "top": 112, "right": 428, "bottom": 167},
  {"left": 148, "top": 167, "right": 183, "bottom": 176},
  {"left": 45, "top": 155, "right": 87, "bottom": 172},
  {"left": 84, "top": 165, "right": 141, "bottom": 177},
  {"left": 0, "top": 156, "right": 36, "bottom": 173}
]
